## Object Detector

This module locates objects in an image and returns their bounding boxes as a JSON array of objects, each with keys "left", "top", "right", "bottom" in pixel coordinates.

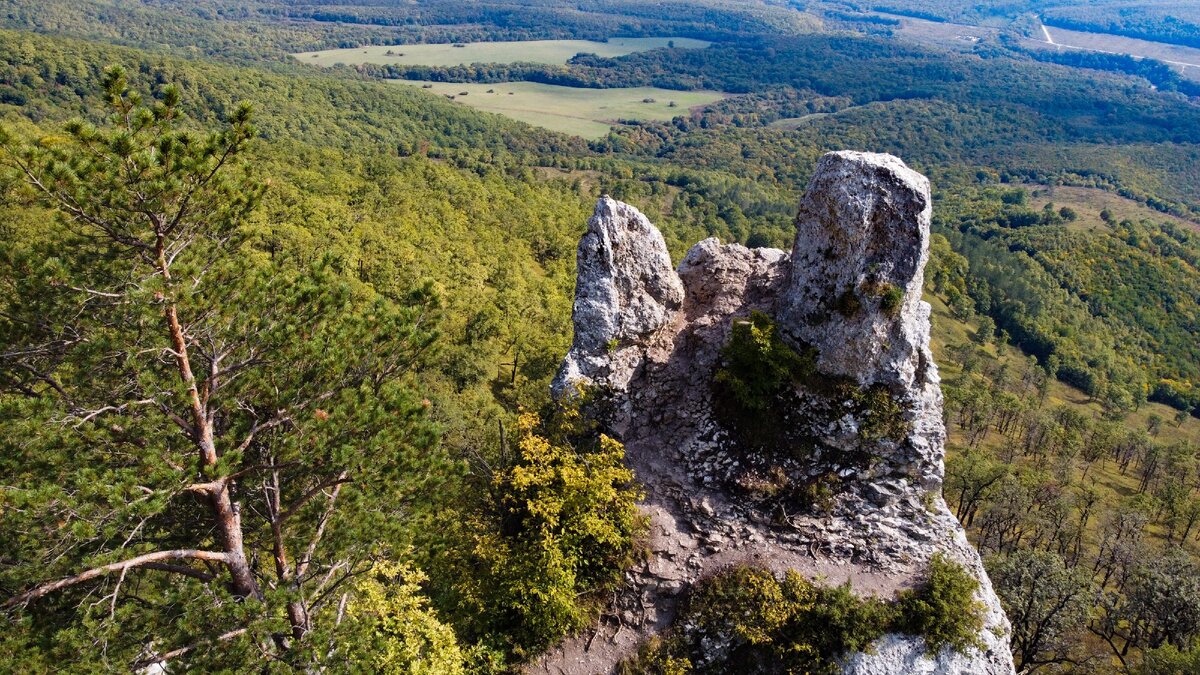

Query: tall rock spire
[{"left": 532, "top": 154, "right": 1013, "bottom": 675}]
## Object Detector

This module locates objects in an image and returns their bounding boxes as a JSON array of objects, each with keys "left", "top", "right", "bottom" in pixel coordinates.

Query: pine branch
[{"left": 4, "top": 550, "right": 229, "bottom": 608}]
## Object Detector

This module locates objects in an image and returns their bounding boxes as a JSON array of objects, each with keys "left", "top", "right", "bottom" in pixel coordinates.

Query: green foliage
[
  {"left": 895, "top": 553, "right": 985, "bottom": 654},
  {"left": 627, "top": 559, "right": 985, "bottom": 674},
  {"left": 986, "top": 550, "right": 1092, "bottom": 671},
  {"left": 714, "top": 310, "right": 815, "bottom": 415},
  {"left": 878, "top": 283, "right": 904, "bottom": 317},
  {"left": 4, "top": 1, "right": 1200, "bottom": 671},
  {"left": 934, "top": 182, "right": 1200, "bottom": 415},
  {"left": 434, "top": 407, "right": 646, "bottom": 660},
  {"left": 0, "top": 68, "right": 452, "bottom": 670},
  {"left": 343, "top": 561, "right": 466, "bottom": 674},
  {"left": 688, "top": 566, "right": 804, "bottom": 647},
  {"left": 853, "top": 385, "right": 911, "bottom": 444},
  {"left": 617, "top": 636, "right": 693, "bottom": 675},
  {"left": 777, "top": 579, "right": 896, "bottom": 668},
  {"left": 1139, "top": 643, "right": 1200, "bottom": 675}
]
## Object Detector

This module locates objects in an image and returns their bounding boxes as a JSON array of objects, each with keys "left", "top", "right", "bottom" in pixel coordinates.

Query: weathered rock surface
[
  {"left": 553, "top": 196, "right": 685, "bottom": 395},
  {"left": 533, "top": 152, "right": 1014, "bottom": 675},
  {"left": 780, "top": 151, "right": 934, "bottom": 392}
]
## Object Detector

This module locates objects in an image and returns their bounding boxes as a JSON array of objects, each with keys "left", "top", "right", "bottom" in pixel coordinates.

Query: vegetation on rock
[{"left": 621, "top": 556, "right": 984, "bottom": 674}]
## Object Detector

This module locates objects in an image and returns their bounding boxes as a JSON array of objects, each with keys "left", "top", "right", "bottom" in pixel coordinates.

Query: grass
[
  {"left": 293, "top": 37, "right": 710, "bottom": 68},
  {"left": 768, "top": 112, "right": 834, "bottom": 129},
  {"left": 394, "top": 80, "right": 725, "bottom": 139},
  {"left": 1032, "top": 25, "right": 1200, "bottom": 82},
  {"left": 875, "top": 12, "right": 998, "bottom": 52},
  {"left": 1018, "top": 182, "right": 1200, "bottom": 234}
]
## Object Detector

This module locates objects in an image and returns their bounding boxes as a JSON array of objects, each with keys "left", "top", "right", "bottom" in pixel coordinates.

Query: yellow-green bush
[
  {"left": 441, "top": 408, "right": 646, "bottom": 660},
  {"left": 344, "top": 561, "right": 467, "bottom": 675}
]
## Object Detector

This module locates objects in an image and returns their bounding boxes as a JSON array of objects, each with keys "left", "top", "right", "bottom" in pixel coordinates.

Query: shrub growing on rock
[
  {"left": 715, "top": 310, "right": 815, "bottom": 416},
  {"left": 896, "top": 553, "right": 985, "bottom": 654},
  {"left": 622, "top": 556, "right": 985, "bottom": 674}
]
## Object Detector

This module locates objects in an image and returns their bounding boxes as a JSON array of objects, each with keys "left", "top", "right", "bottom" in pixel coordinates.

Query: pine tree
[{"left": 0, "top": 67, "right": 449, "bottom": 668}]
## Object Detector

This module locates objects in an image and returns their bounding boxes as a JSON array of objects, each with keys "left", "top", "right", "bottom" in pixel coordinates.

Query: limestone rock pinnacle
[
  {"left": 553, "top": 196, "right": 684, "bottom": 395},
  {"left": 531, "top": 153, "right": 1014, "bottom": 675},
  {"left": 781, "top": 150, "right": 934, "bottom": 391}
]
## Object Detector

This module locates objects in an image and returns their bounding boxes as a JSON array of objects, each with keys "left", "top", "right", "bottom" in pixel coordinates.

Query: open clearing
[
  {"left": 294, "top": 37, "right": 709, "bottom": 67},
  {"left": 875, "top": 11, "right": 1200, "bottom": 83},
  {"left": 876, "top": 12, "right": 996, "bottom": 51},
  {"left": 1031, "top": 24, "right": 1200, "bottom": 82},
  {"left": 1019, "top": 183, "right": 1200, "bottom": 234},
  {"left": 396, "top": 80, "right": 724, "bottom": 138}
]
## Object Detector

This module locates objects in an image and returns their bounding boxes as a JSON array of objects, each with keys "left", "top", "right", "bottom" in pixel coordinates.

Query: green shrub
[
  {"left": 622, "top": 557, "right": 985, "bottom": 673},
  {"left": 789, "top": 582, "right": 896, "bottom": 664},
  {"left": 896, "top": 553, "right": 985, "bottom": 654},
  {"left": 617, "top": 636, "right": 693, "bottom": 675},
  {"left": 688, "top": 567, "right": 802, "bottom": 646},
  {"left": 835, "top": 288, "right": 863, "bottom": 316},
  {"left": 344, "top": 561, "right": 467, "bottom": 675},
  {"left": 714, "top": 310, "right": 815, "bottom": 416},
  {"left": 880, "top": 284, "right": 905, "bottom": 317},
  {"left": 444, "top": 407, "right": 647, "bottom": 660},
  {"left": 854, "top": 385, "right": 911, "bottom": 443}
]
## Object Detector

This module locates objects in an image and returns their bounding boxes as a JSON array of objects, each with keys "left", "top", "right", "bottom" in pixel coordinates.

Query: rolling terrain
[{"left": 0, "top": 0, "right": 1199, "bottom": 672}]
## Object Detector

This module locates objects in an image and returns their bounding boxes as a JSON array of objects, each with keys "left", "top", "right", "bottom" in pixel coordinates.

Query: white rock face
[
  {"left": 530, "top": 153, "right": 1014, "bottom": 675},
  {"left": 553, "top": 196, "right": 684, "bottom": 395},
  {"left": 781, "top": 151, "right": 934, "bottom": 391}
]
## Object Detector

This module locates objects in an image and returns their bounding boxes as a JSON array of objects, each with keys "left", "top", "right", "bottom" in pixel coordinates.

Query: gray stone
[
  {"left": 780, "top": 151, "right": 934, "bottom": 391},
  {"left": 552, "top": 196, "right": 684, "bottom": 396},
  {"left": 527, "top": 153, "right": 1014, "bottom": 675}
]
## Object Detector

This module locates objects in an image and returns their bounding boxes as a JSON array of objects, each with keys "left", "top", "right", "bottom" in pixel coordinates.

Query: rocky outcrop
[
  {"left": 553, "top": 197, "right": 684, "bottom": 395},
  {"left": 536, "top": 152, "right": 1014, "bottom": 675},
  {"left": 780, "top": 152, "right": 933, "bottom": 392}
]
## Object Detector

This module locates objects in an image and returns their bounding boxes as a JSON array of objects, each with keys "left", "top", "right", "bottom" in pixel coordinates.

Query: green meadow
[
  {"left": 395, "top": 80, "right": 725, "bottom": 138},
  {"left": 294, "top": 37, "right": 709, "bottom": 67}
]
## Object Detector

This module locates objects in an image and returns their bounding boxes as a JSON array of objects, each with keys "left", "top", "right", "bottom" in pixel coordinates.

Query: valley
[{"left": 1, "top": 1, "right": 1199, "bottom": 673}]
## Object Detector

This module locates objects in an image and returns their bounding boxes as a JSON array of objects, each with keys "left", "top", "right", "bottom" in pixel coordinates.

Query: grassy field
[
  {"left": 1019, "top": 183, "right": 1200, "bottom": 234},
  {"left": 1034, "top": 24, "right": 1200, "bottom": 82},
  {"left": 877, "top": 10, "right": 1200, "bottom": 82},
  {"left": 874, "top": 12, "right": 997, "bottom": 52},
  {"left": 294, "top": 37, "right": 710, "bottom": 67},
  {"left": 395, "top": 80, "right": 725, "bottom": 138}
]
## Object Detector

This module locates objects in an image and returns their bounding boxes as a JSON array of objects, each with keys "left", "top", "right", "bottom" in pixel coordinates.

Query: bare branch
[
  {"left": 4, "top": 549, "right": 229, "bottom": 608},
  {"left": 295, "top": 475, "right": 348, "bottom": 582},
  {"left": 133, "top": 627, "right": 248, "bottom": 671},
  {"left": 64, "top": 399, "right": 158, "bottom": 428}
]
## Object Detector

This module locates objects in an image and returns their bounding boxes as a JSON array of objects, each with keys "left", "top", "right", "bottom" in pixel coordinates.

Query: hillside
[{"left": 1, "top": 3, "right": 1199, "bottom": 673}]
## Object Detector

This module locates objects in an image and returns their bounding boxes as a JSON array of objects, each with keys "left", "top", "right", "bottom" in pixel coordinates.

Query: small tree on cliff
[{"left": 0, "top": 67, "right": 447, "bottom": 668}]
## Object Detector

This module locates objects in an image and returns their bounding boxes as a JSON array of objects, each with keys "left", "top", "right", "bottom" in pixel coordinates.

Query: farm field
[
  {"left": 1032, "top": 24, "right": 1200, "bottom": 81},
  {"left": 1019, "top": 183, "right": 1200, "bottom": 234},
  {"left": 395, "top": 80, "right": 725, "bottom": 138},
  {"left": 873, "top": 12, "right": 997, "bottom": 51},
  {"left": 293, "top": 37, "right": 710, "bottom": 67}
]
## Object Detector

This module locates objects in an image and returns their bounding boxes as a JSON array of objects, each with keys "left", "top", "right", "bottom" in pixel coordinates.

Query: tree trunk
[{"left": 158, "top": 235, "right": 261, "bottom": 602}]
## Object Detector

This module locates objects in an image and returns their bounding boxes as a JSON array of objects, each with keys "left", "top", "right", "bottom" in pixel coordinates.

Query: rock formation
[{"left": 535, "top": 152, "right": 1014, "bottom": 674}]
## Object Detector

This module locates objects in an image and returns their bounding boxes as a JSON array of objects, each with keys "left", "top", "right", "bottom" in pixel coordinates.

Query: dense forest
[{"left": 1, "top": 0, "right": 1200, "bottom": 672}]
